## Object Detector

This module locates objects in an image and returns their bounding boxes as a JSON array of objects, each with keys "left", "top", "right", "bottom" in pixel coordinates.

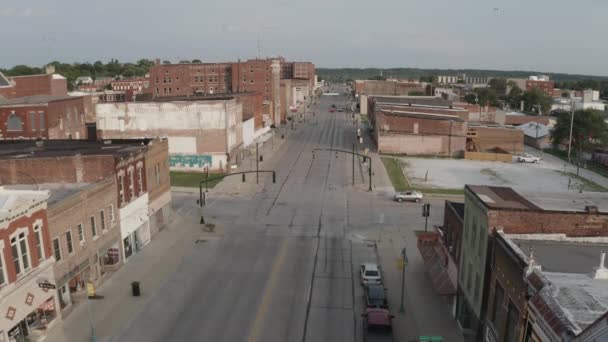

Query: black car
[{"left": 365, "top": 284, "right": 388, "bottom": 308}]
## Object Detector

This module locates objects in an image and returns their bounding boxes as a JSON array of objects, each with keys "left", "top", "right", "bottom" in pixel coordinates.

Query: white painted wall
[
  {"left": 96, "top": 100, "right": 238, "bottom": 131},
  {"left": 168, "top": 137, "right": 197, "bottom": 154},
  {"left": 119, "top": 193, "right": 149, "bottom": 239},
  {"left": 242, "top": 118, "right": 255, "bottom": 147}
]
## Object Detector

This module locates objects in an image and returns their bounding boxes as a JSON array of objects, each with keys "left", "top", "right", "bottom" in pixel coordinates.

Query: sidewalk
[
  {"left": 44, "top": 203, "right": 224, "bottom": 342},
  {"left": 376, "top": 230, "right": 464, "bottom": 342}
]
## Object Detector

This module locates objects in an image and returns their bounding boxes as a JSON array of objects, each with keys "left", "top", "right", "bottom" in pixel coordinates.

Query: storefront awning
[{"left": 417, "top": 233, "right": 457, "bottom": 296}]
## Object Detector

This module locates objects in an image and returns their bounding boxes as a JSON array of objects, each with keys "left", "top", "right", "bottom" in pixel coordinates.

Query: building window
[
  {"left": 53, "top": 237, "right": 61, "bottom": 262},
  {"left": 0, "top": 250, "right": 5, "bottom": 286},
  {"left": 66, "top": 230, "right": 74, "bottom": 254},
  {"left": 29, "top": 112, "right": 36, "bottom": 131},
  {"left": 34, "top": 225, "right": 44, "bottom": 261},
  {"left": 250, "top": 79, "right": 254, "bottom": 84},
  {"left": 7, "top": 113, "right": 23, "bottom": 131},
  {"left": 128, "top": 169, "right": 135, "bottom": 199},
  {"left": 77, "top": 224, "right": 84, "bottom": 243},
  {"left": 155, "top": 76, "right": 159, "bottom": 84},
  {"left": 492, "top": 282, "right": 505, "bottom": 324},
  {"left": 156, "top": 88, "right": 159, "bottom": 95},
  {"left": 118, "top": 174, "right": 125, "bottom": 205},
  {"left": 109, "top": 205, "right": 115, "bottom": 223},
  {"left": 90, "top": 216, "right": 97, "bottom": 237},
  {"left": 155, "top": 163, "right": 161, "bottom": 185},
  {"left": 100, "top": 210, "right": 106, "bottom": 231},
  {"left": 11, "top": 232, "right": 30, "bottom": 275},
  {"left": 39, "top": 112, "right": 45, "bottom": 130},
  {"left": 505, "top": 302, "right": 520, "bottom": 342}
]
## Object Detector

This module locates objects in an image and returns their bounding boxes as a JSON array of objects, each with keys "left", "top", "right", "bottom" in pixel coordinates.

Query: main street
[{"left": 54, "top": 85, "right": 462, "bottom": 342}]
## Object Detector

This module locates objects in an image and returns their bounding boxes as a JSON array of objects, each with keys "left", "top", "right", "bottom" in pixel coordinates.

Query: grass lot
[
  {"left": 380, "top": 157, "right": 464, "bottom": 195},
  {"left": 554, "top": 170, "right": 608, "bottom": 192},
  {"left": 381, "top": 157, "right": 409, "bottom": 191},
  {"left": 170, "top": 171, "right": 224, "bottom": 188}
]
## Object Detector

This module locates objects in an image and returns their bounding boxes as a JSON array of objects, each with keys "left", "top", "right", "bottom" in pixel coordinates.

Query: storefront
[
  {"left": 119, "top": 193, "right": 150, "bottom": 262},
  {"left": 56, "top": 258, "right": 91, "bottom": 315},
  {"left": 0, "top": 261, "right": 61, "bottom": 342},
  {"left": 99, "top": 239, "right": 122, "bottom": 279}
]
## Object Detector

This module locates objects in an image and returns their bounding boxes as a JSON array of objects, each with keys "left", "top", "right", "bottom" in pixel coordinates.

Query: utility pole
[
  {"left": 399, "top": 247, "right": 407, "bottom": 314},
  {"left": 352, "top": 143, "right": 355, "bottom": 186},
  {"left": 568, "top": 98, "right": 575, "bottom": 163},
  {"left": 422, "top": 203, "right": 430, "bottom": 232},
  {"left": 256, "top": 143, "right": 259, "bottom": 184}
]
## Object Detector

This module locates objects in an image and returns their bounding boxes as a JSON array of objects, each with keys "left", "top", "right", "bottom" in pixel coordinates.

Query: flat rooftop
[
  {"left": 0, "top": 188, "right": 49, "bottom": 223},
  {"left": 0, "top": 139, "right": 153, "bottom": 160},
  {"left": 467, "top": 185, "right": 608, "bottom": 213},
  {"left": 4, "top": 183, "right": 91, "bottom": 206},
  {"left": 379, "top": 109, "right": 464, "bottom": 121},
  {"left": 372, "top": 95, "right": 453, "bottom": 107},
  {"left": 0, "top": 94, "right": 80, "bottom": 106}
]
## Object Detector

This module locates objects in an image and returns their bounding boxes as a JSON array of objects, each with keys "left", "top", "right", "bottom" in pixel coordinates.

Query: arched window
[{"left": 7, "top": 113, "right": 23, "bottom": 131}]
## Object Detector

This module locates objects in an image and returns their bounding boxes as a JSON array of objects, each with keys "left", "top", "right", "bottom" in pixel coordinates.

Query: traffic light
[
  {"left": 422, "top": 203, "right": 430, "bottom": 217},
  {"left": 272, "top": 171, "right": 276, "bottom": 183},
  {"left": 362, "top": 156, "right": 367, "bottom": 163},
  {"left": 242, "top": 173, "right": 246, "bottom": 182}
]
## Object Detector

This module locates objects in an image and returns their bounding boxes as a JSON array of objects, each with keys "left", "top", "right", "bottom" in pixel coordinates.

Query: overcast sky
[{"left": 1, "top": 0, "right": 607, "bottom": 76}]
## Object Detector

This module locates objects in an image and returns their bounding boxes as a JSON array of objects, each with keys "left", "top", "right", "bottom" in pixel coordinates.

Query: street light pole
[
  {"left": 568, "top": 99, "right": 575, "bottom": 163},
  {"left": 399, "top": 247, "right": 407, "bottom": 314},
  {"left": 352, "top": 143, "right": 355, "bottom": 186},
  {"left": 256, "top": 143, "right": 259, "bottom": 184}
]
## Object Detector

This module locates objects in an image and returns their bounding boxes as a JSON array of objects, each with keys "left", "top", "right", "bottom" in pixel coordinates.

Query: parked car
[
  {"left": 365, "top": 284, "right": 388, "bottom": 308},
  {"left": 394, "top": 190, "right": 423, "bottom": 203},
  {"left": 517, "top": 153, "right": 541, "bottom": 163},
  {"left": 362, "top": 307, "right": 394, "bottom": 331},
  {"left": 360, "top": 263, "right": 382, "bottom": 286},
  {"left": 329, "top": 108, "right": 336, "bottom": 113},
  {"left": 337, "top": 108, "right": 344, "bottom": 112}
]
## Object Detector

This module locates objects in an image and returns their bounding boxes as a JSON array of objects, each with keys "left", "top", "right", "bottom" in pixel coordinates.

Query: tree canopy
[{"left": 551, "top": 109, "right": 608, "bottom": 154}]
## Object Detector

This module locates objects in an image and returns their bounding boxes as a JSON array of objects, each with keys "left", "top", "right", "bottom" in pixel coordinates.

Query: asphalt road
[{"left": 112, "top": 85, "right": 453, "bottom": 342}]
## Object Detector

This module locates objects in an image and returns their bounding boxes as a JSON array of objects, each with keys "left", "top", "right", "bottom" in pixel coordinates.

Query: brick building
[
  {"left": 526, "top": 79, "right": 555, "bottom": 97},
  {"left": 149, "top": 61, "right": 233, "bottom": 98},
  {"left": 369, "top": 96, "right": 468, "bottom": 156},
  {"left": 111, "top": 77, "right": 150, "bottom": 94},
  {"left": 42, "top": 177, "right": 122, "bottom": 317},
  {"left": 0, "top": 138, "right": 171, "bottom": 263},
  {"left": 456, "top": 185, "right": 608, "bottom": 341},
  {"left": 96, "top": 98, "right": 243, "bottom": 171},
  {"left": 0, "top": 95, "right": 88, "bottom": 140},
  {"left": 0, "top": 71, "right": 67, "bottom": 100},
  {"left": 354, "top": 79, "right": 426, "bottom": 96},
  {"left": 504, "top": 115, "right": 551, "bottom": 126},
  {"left": 466, "top": 125, "right": 524, "bottom": 154},
  {"left": 0, "top": 188, "right": 61, "bottom": 342}
]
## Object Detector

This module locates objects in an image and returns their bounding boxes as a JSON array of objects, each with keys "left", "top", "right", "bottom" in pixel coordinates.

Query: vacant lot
[
  {"left": 170, "top": 171, "right": 223, "bottom": 188},
  {"left": 401, "top": 157, "right": 606, "bottom": 193}
]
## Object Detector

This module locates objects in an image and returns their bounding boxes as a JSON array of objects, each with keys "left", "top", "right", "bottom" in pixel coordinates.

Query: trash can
[{"left": 131, "top": 281, "right": 141, "bottom": 296}]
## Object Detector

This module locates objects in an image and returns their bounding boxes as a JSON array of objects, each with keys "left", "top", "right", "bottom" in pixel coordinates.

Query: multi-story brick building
[
  {"left": 96, "top": 98, "right": 243, "bottom": 171},
  {"left": 148, "top": 61, "right": 233, "bottom": 98},
  {"left": 466, "top": 125, "right": 524, "bottom": 154},
  {"left": 456, "top": 185, "right": 608, "bottom": 341},
  {"left": 0, "top": 138, "right": 171, "bottom": 263},
  {"left": 0, "top": 188, "right": 61, "bottom": 342},
  {"left": 43, "top": 177, "right": 122, "bottom": 317},
  {"left": 0, "top": 69, "right": 67, "bottom": 100},
  {"left": 0, "top": 95, "right": 88, "bottom": 140},
  {"left": 526, "top": 78, "right": 555, "bottom": 97}
]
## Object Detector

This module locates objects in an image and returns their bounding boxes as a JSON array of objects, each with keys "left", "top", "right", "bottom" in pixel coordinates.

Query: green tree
[
  {"left": 179, "top": 60, "right": 191, "bottom": 64},
  {"left": 552, "top": 109, "right": 608, "bottom": 154},
  {"left": 409, "top": 90, "right": 425, "bottom": 96},
  {"left": 522, "top": 87, "right": 552, "bottom": 114},
  {"left": 464, "top": 93, "right": 477, "bottom": 104},
  {"left": 191, "top": 59, "right": 202, "bottom": 64},
  {"left": 506, "top": 85, "right": 523, "bottom": 110},
  {"left": 488, "top": 78, "right": 507, "bottom": 95},
  {"left": 474, "top": 87, "right": 499, "bottom": 107},
  {"left": 162, "top": 60, "right": 171, "bottom": 64}
]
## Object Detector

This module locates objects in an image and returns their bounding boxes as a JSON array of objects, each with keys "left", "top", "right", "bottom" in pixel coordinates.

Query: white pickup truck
[{"left": 517, "top": 153, "right": 541, "bottom": 163}]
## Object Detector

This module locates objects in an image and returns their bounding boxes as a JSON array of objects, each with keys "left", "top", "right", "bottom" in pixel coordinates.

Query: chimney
[{"left": 595, "top": 252, "right": 608, "bottom": 280}]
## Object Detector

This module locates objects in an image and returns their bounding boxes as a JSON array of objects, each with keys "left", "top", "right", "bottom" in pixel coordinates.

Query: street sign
[{"left": 38, "top": 282, "right": 56, "bottom": 290}]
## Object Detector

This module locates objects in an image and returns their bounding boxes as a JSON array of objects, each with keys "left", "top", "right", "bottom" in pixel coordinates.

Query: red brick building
[
  {"left": 111, "top": 77, "right": 150, "bottom": 94},
  {"left": 526, "top": 80, "right": 555, "bottom": 97},
  {"left": 0, "top": 73, "right": 67, "bottom": 100},
  {"left": 0, "top": 188, "right": 60, "bottom": 341},
  {"left": 0, "top": 95, "right": 88, "bottom": 140},
  {"left": 0, "top": 138, "right": 171, "bottom": 262},
  {"left": 466, "top": 125, "right": 524, "bottom": 154},
  {"left": 149, "top": 61, "right": 233, "bottom": 98}
]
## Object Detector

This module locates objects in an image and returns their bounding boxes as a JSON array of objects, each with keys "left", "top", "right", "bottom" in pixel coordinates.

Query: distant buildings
[
  {"left": 0, "top": 67, "right": 67, "bottom": 100},
  {"left": 111, "top": 77, "right": 149, "bottom": 94},
  {"left": 435, "top": 74, "right": 491, "bottom": 85}
]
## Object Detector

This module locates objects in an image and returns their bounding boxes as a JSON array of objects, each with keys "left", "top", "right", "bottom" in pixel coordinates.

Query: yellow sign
[
  {"left": 87, "top": 282, "right": 96, "bottom": 298},
  {"left": 397, "top": 258, "right": 405, "bottom": 270}
]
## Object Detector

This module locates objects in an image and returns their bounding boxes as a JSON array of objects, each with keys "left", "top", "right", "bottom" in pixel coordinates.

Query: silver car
[{"left": 394, "top": 190, "right": 423, "bottom": 203}]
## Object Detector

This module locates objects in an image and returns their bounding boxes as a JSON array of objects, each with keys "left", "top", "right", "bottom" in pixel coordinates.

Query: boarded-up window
[{"left": 29, "top": 112, "right": 36, "bottom": 131}]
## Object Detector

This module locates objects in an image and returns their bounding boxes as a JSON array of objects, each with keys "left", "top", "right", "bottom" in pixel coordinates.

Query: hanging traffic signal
[
  {"left": 272, "top": 171, "right": 276, "bottom": 183},
  {"left": 242, "top": 173, "right": 246, "bottom": 182}
]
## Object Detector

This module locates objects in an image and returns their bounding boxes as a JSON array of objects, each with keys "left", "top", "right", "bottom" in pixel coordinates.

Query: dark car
[
  {"left": 363, "top": 307, "right": 394, "bottom": 331},
  {"left": 365, "top": 284, "right": 388, "bottom": 308}
]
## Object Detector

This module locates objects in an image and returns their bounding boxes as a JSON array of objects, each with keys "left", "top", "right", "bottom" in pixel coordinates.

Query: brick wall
[
  {"left": 377, "top": 112, "right": 467, "bottom": 136},
  {"left": 145, "top": 139, "right": 170, "bottom": 203},
  {"left": 526, "top": 80, "right": 555, "bottom": 97},
  {"left": 0, "top": 104, "right": 47, "bottom": 139},
  {"left": 489, "top": 209, "right": 608, "bottom": 237},
  {"left": 505, "top": 115, "right": 550, "bottom": 126},
  {"left": 115, "top": 154, "right": 147, "bottom": 208},
  {"left": 443, "top": 201, "right": 464, "bottom": 264},
  {"left": 233, "top": 92, "right": 263, "bottom": 130},
  {"left": 0, "top": 208, "right": 51, "bottom": 283},
  {"left": 468, "top": 126, "right": 524, "bottom": 153},
  {"left": 8, "top": 74, "right": 67, "bottom": 98},
  {"left": 47, "top": 177, "right": 121, "bottom": 287},
  {"left": 0, "top": 155, "right": 116, "bottom": 184}
]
